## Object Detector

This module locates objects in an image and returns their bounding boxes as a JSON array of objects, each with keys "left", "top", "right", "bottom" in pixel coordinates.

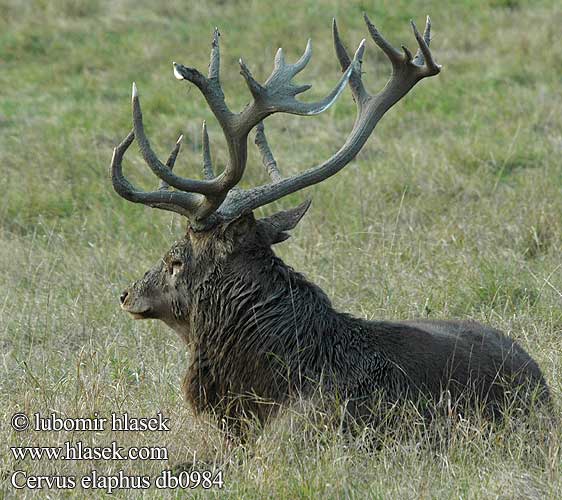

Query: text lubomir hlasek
[{"left": 33, "top": 412, "right": 170, "bottom": 432}]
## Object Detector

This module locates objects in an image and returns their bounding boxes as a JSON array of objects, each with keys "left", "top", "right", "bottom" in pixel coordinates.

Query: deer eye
[{"left": 170, "top": 260, "right": 183, "bottom": 277}]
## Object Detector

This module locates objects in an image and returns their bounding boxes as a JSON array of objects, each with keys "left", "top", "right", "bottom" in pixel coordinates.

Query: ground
[{"left": 1, "top": 0, "right": 561, "bottom": 498}]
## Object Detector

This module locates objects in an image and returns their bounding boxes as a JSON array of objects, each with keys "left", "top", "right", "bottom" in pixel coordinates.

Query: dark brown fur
[{"left": 120, "top": 212, "right": 551, "bottom": 432}]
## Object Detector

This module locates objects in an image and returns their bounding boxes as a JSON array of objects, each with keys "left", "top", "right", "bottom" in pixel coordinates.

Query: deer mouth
[{"left": 121, "top": 303, "right": 152, "bottom": 319}]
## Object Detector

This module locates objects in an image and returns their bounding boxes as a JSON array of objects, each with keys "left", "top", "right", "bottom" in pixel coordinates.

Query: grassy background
[{"left": 1, "top": 0, "right": 561, "bottom": 497}]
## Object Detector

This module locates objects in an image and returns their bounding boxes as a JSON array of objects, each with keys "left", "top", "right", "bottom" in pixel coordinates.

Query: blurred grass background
[{"left": 1, "top": 0, "right": 561, "bottom": 498}]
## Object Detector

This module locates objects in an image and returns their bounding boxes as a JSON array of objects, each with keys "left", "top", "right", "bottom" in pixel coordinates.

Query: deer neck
[{"left": 189, "top": 250, "right": 340, "bottom": 361}]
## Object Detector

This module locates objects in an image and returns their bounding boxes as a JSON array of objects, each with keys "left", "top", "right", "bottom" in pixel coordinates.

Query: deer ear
[
  {"left": 257, "top": 199, "right": 311, "bottom": 245},
  {"left": 221, "top": 211, "right": 257, "bottom": 239}
]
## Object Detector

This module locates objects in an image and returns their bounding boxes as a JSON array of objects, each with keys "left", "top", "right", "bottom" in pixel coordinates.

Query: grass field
[{"left": 1, "top": 0, "right": 561, "bottom": 498}]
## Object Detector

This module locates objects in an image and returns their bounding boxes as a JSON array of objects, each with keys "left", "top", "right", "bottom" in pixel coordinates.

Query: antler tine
[
  {"left": 332, "top": 19, "right": 350, "bottom": 69},
  {"left": 239, "top": 58, "right": 264, "bottom": 100},
  {"left": 274, "top": 47, "right": 285, "bottom": 70},
  {"left": 254, "top": 122, "right": 281, "bottom": 182},
  {"left": 271, "top": 40, "right": 312, "bottom": 76},
  {"left": 411, "top": 18, "right": 440, "bottom": 74},
  {"left": 220, "top": 14, "right": 440, "bottom": 217},
  {"left": 208, "top": 28, "right": 220, "bottom": 80},
  {"left": 158, "top": 134, "right": 184, "bottom": 191},
  {"left": 332, "top": 18, "right": 368, "bottom": 105},
  {"left": 172, "top": 27, "right": 233, "bottom": 127},
  {"left": 363, "top": 14, "right": 403, "bottom": 67},
  {"left": 289, "top": 39, "right": 312, "bottom": 75},
  {"left": 413, "top": 16, "right": 431, "bottom": 66},
  {"left": 201, "top": 121, "right": 215, "bottom": 180}
]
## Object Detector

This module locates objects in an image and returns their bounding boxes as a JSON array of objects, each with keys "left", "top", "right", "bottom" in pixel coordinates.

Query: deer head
[{"left": 112, "top": 14, "right": 440, "bottom": 339}]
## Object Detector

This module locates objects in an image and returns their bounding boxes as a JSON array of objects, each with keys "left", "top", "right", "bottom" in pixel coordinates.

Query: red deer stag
[{"left": 111, "top": 14, "right": 551, "bottom": 433}]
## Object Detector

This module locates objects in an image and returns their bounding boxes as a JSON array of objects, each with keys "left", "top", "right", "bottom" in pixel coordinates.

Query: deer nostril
[{"left": 120, "top": 291, "right": 129, "bottom": 305}]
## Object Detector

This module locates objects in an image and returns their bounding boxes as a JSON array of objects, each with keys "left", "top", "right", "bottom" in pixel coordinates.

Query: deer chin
[
  {"left": 129, "top": 310, "right": 152, "bottom": 320},
  {"left": 121, "top": 305, "right": 153, "bottom": 320}
]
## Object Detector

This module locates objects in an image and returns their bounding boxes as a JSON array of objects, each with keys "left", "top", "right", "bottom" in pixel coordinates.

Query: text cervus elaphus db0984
[{"left": 110, "top": 13, "right": 550, "bottom": 434}]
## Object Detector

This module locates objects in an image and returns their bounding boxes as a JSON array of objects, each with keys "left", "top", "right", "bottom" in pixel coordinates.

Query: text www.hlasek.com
[{"left": 12, "top": 441, "right": 167, "bottom": 461}]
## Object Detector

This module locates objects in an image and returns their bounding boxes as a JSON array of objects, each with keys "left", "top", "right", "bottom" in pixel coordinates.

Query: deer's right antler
[
  {"left": 111, "top": 15, "right": 440, "bottom": 229},
  {"left": 225, "top": 15, "right": 441, "bottom": 216}
]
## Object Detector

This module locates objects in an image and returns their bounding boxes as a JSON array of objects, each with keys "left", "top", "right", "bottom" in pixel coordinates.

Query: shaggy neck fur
[{"left": 182, "top": 244, "right": 365, "bottom": 422}]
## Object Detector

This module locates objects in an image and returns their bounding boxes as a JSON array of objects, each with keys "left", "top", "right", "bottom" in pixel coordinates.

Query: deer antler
[
  {"left": 111, "top": 15, "right": 440, "bottom": 228},
  {"left": 111, "top": 27, "right": 359, "bottom": 229}
]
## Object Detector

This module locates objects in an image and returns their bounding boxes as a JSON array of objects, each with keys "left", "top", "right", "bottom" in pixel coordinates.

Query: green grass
[{"left": 1, "top": 0, "right": 561, "bottom": 497}]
